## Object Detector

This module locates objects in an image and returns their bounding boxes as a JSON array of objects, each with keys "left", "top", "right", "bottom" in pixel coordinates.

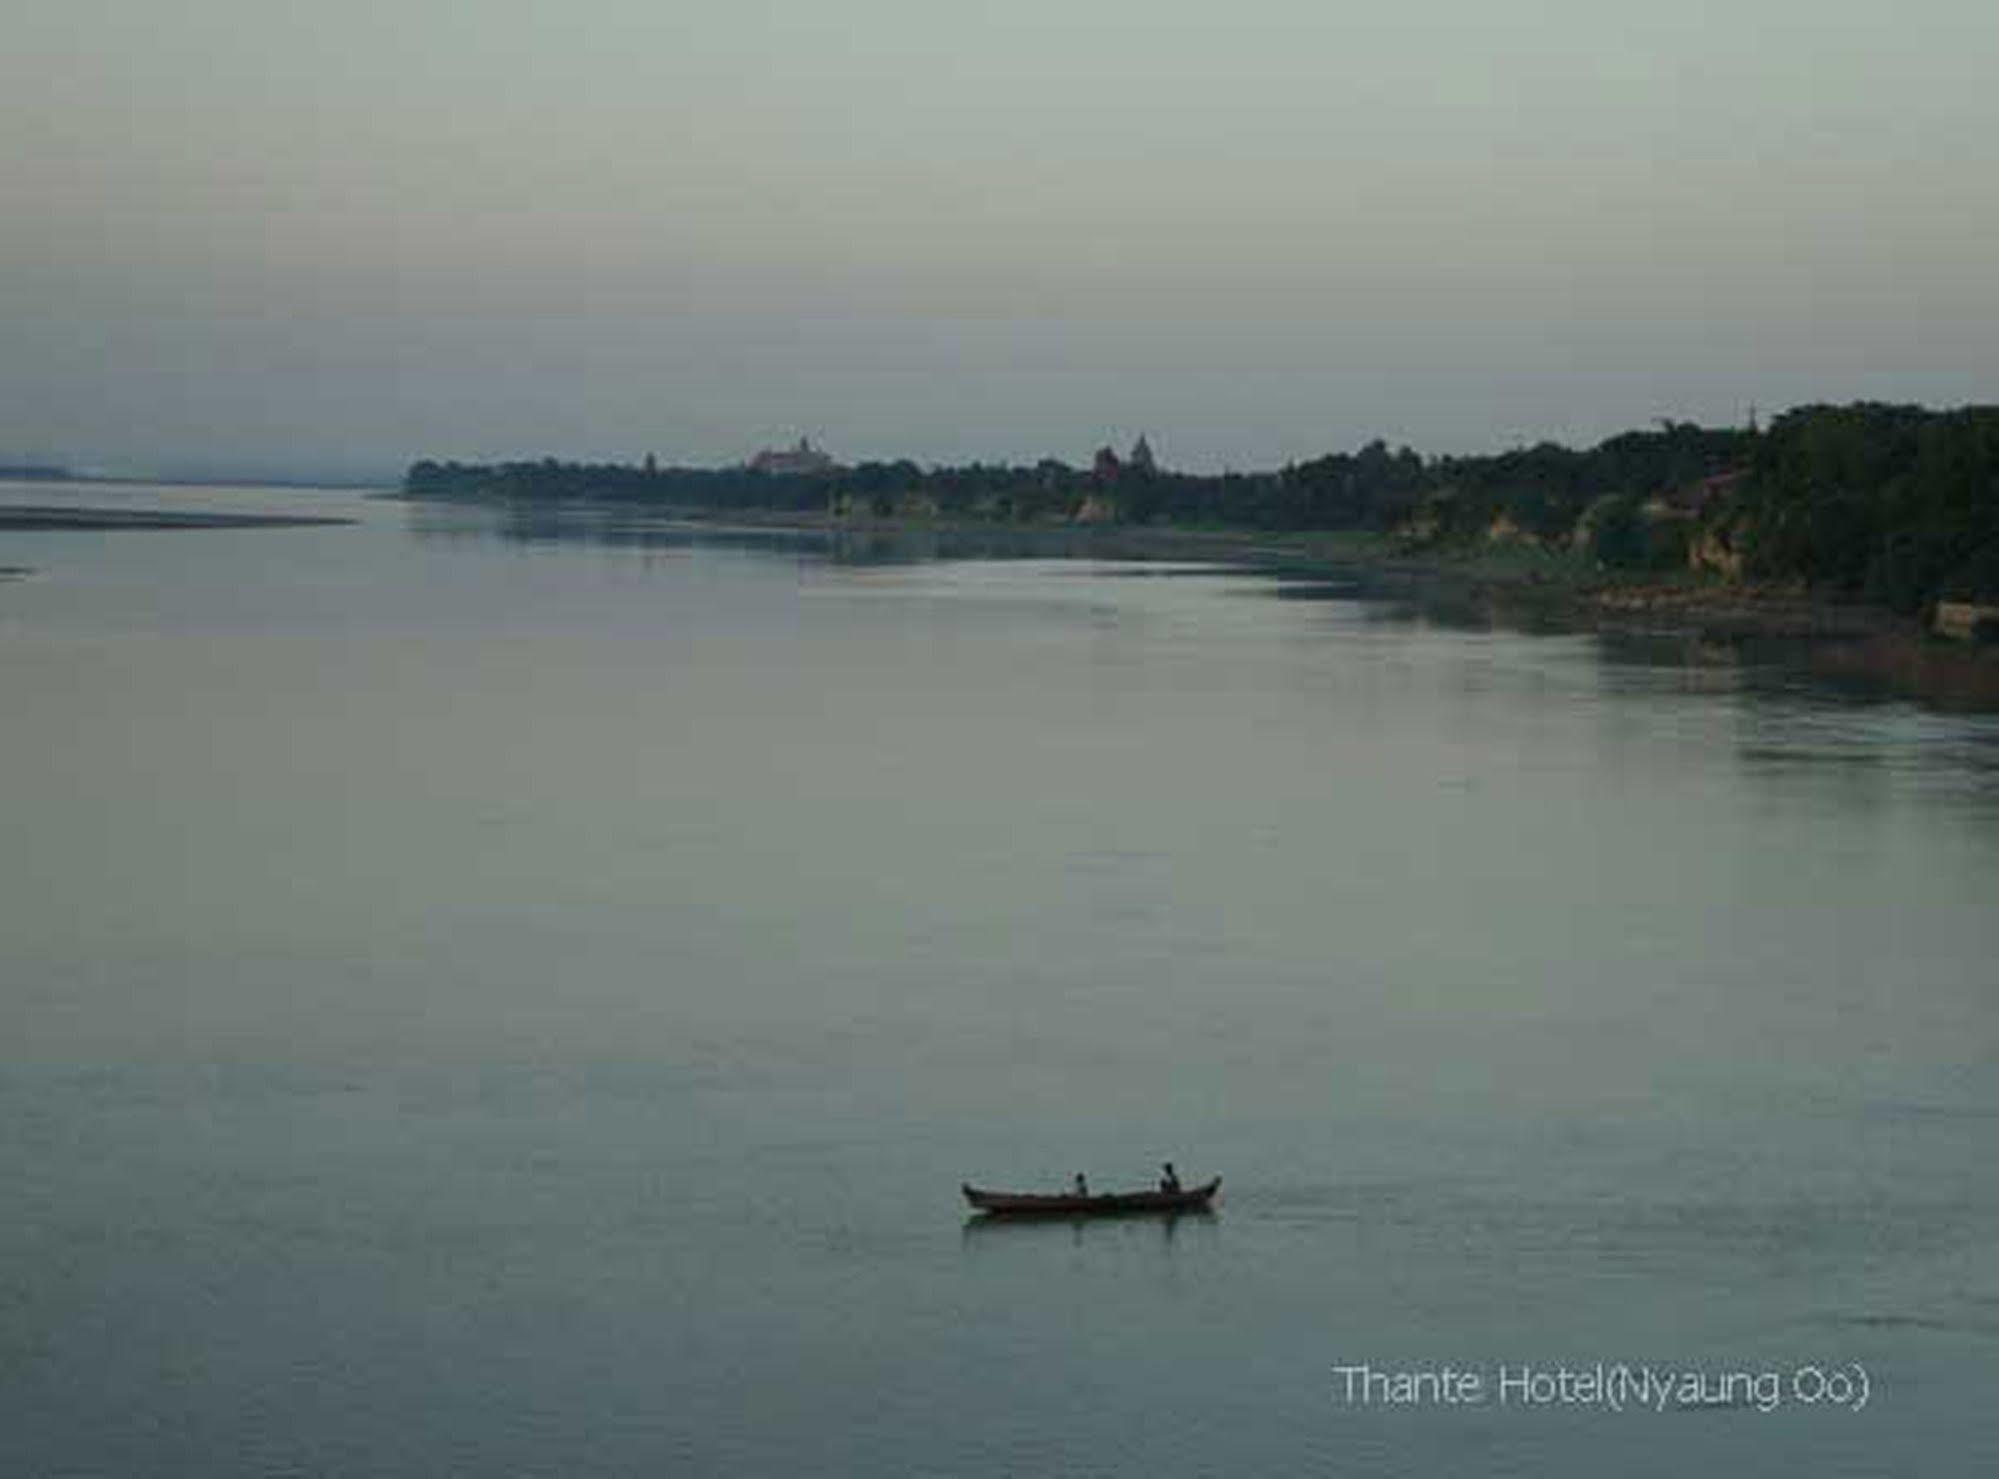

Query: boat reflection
[{"left": 960, "top": 1206, "right": 1218, "bottom": 1251}]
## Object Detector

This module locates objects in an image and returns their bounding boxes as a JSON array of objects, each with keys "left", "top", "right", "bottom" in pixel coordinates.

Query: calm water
[{"left": 4, "top": 483, "right": 1998, "bottom": 1475}]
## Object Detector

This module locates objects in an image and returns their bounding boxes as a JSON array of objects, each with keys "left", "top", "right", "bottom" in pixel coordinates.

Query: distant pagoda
[{"left": 1092, "top": 435, "right": 1160, "bottom": 483}]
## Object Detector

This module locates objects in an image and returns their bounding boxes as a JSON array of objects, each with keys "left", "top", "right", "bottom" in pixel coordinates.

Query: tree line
[{"left": 405, "top": 404, "right": 1998, "bottom": 613}]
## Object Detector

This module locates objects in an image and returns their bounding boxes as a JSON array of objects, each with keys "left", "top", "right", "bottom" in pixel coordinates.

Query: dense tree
[{"left": 1718, "top": 404, "right": 1999, "bottom": 610}]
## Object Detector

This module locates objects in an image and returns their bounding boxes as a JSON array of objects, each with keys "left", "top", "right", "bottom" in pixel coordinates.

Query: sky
[{"left": 4, "top": 0, "right": 1998, "bottom": 479}]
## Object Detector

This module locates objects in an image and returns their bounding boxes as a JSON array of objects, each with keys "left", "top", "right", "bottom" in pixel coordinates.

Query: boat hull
[{"left": 961, "top": 1178, "right": 1220, "bottom": 1217}]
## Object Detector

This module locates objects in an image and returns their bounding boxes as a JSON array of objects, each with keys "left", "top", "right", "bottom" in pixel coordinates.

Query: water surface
[{"left": 4, "top": 485, "right": 1997, "bottom": 1475}]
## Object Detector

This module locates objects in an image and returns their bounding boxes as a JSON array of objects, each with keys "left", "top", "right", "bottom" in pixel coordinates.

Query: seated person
[{"left": 1159, "top": 1162, "right": 1181, "bottom": 1192}]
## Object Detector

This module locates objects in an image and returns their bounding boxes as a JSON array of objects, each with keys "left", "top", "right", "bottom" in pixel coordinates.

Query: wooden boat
[{"left": 962, "top": 1177, "right": 1220, "bottom": 1217}]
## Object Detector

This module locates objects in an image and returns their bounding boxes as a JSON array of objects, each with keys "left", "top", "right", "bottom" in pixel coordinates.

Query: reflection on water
[
  {"left": 405, "top": 497, "right": 1251, "bottom": 570},
  {"left": 961, "top": 1208, "right": 1219, "bottom": 1252}
]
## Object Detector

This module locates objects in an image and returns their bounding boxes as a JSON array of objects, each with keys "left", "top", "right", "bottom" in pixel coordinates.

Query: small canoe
[{"left": 962, "top": 1177, "right": 1220, "bottom": 1217}]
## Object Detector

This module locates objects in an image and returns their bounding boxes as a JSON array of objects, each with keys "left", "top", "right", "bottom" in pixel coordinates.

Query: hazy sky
[{"left": 5, "top": 0, "right": 1997, "bottom": 476}]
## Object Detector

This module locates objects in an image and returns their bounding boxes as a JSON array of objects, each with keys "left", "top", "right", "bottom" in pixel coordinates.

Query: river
[{"left": 3, "top": 482, "right": 1996, "bottom": 1474}]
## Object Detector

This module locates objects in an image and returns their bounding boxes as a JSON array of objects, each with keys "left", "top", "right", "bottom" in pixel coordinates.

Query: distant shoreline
[
  {"left": 401, "top": 405, "right": 1999, "bottom": 667},
  {"left": 401, "top": 487, "right": 1991, "bottom": 641}
]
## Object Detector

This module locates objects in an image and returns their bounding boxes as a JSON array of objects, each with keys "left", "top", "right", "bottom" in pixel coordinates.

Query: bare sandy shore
[{"left": 0, "top": 504, "right": 354, "bottom": 531}]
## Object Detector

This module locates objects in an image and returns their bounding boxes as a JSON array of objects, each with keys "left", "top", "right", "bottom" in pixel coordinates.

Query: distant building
[{"left": 748, "top": 437, "right": 838, "bottom": 476}]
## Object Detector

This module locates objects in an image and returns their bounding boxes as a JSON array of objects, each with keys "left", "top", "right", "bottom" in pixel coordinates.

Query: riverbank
[{"left": 393, "top": 492, "right": 1999, "bottom": 709}]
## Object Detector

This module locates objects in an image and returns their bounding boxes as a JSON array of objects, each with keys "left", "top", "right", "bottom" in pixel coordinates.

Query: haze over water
[{"left": 4, "top": 484, "right": 1998, "bottom": 1474}]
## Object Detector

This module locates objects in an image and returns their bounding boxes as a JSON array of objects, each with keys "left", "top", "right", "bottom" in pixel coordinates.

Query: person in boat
[
  {"left": 1159, "top": 1162, "right": 1181, "bottom": 1193},
  {"left": 1072, "top": 1172, "right": 1089, "bottom": 1197}
]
